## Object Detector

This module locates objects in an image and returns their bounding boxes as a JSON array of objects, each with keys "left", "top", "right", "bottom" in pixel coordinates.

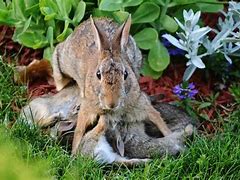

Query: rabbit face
[{"left": 96, "top": 57, "right": 128, "bottom": 111}]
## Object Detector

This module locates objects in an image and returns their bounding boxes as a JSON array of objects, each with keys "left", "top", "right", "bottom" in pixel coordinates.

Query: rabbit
[
  {"left": 51, "top": 15, "right": 173, "bottom": 155},
  {"left": 80, "top": 113, "right": 193, "bottom": 164},
  {"left": 21, "top": 83, "right": 194, "bottom": 163},
  {"left": 80, "top": 115, "right": 150, "bottom": 165}
]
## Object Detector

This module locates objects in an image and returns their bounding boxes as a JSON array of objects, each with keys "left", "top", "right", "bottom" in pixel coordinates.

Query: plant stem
[{"left": 159, "top": 0, "right": 170, "bottom": 22}]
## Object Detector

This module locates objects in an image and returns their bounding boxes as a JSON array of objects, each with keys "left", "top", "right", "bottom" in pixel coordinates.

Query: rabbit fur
[
  {"left": 21, "top": 84, "right": 194, "bottom": 165},
  {"left": 52, "top": 15, "right": 172, "bottom": 155}
]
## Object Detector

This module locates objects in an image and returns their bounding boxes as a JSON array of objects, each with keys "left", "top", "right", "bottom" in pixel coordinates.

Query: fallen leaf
[{"left": 14, "top": 59, "right": 53, "bottom": 85}]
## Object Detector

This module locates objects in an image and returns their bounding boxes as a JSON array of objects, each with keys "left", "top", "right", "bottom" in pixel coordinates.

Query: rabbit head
[{"left": 89, "top": 16, "right": 139, "bottom": 111}]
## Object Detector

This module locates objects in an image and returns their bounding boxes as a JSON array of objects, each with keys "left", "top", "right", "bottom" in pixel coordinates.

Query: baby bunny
[
  {"left": 80, "top": 116, "right": 150, "bottom": 165},
  {"left": 52, "top": 15, "right": 172, "bottom": 155}
]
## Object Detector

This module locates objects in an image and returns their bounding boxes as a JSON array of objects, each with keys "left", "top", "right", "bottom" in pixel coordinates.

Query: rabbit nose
[
  {"left": 105, "top": 102, "right": 120, "bottom": 110},
  {"left": 107, "top": 103, "right": 116, "bottom": 109}
]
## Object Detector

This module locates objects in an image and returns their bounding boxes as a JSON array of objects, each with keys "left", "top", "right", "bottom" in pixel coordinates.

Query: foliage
[
  {"left": 163, "top": 1, "right": 240, "bottom": 81},
  {"left": 0, "top": 0, "right": 223, "bottom": 78},
  {"left": 0, "top": 0, "right": 86, "bottom": 60},
  {"left": 97, "top": 0, "right": 223, "bottom": 79}
]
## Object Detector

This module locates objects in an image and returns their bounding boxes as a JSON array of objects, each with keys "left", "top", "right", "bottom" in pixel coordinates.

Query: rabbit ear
[
  {"left": 90, "top": 16, "right": 110, "bottom": 52},
  {"left": 112, "top": 14, "right": 131, "bottom": 52}
]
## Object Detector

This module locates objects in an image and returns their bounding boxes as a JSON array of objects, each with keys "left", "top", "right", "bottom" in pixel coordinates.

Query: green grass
[{"left": 0, "top": 59, "right": 240, "bottom": 179}]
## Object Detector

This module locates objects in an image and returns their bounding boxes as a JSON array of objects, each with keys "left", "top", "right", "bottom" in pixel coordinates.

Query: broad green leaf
[
  {"left": 161, "top": 15, "right": 178, "bottom": 33},
  {"left": 92, "top": 9, "right": 113, "bottom": 18},
  {"left": 132, "top": 2, "right": 160, "bottom": 24},
  {"left": 24, "top": 0, "right": 39, "bottom": 8},
  {"left": 70, "top": 0, "right": 79, "bottom": 8},
  {"left": 133, "top": 28, "right": 158, "bottom": 50},
  {"left": 25, "top": 4, "right": 40, "bottom": 18},
  {"left": 15, "top": 31, "right": 48, "bottom": 49},
  {"left": 99, "top": 0, "right": 143, "bottom": 11},
  {"left": 56, "top": 0, "right": 72, "bottom": 20},
  {"left": 0, "top": 1, "right": 7, "bottom": 9},
  {"left": 12, "top": 0, "right": 26, "bottom": 21},
  {"left": 72, "top": 1, "right": 86, "bottom": 26},
  {"left": 39, "top": 0, "right": 58, "bottom": 20},
  {"left": 123, "top": 0, "right": 143, "bottom": 7},
  {"left": 172, "top": 0, "right": 196, "bottom": 5},
  {"left": 0, "top": 9, "right": 17, "bottom": 25},
  {"left": 149, "top": 0, "right": 165, "bottom": 6},
  {"left": 196, "top": 3, "right": 223, "bottom": 13},
  {"left": 112, "top": 11, "right": 129, "bottom": 24},
  {"left": 141, "top": 59, "right": 162, "bottom": 79},
  {"left": 20, "top": 16, "right": 32, "bottom": 35},
  {"left": 148, "top": 41, "right": 170, "bottom": 72}
]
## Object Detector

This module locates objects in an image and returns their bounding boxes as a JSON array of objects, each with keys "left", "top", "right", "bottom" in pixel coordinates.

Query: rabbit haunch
[{"left": 52, "top": 16, "right": 172, "bottom": 155}]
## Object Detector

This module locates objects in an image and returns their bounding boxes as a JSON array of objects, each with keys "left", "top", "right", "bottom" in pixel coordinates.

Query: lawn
[{"left": 1, "top": 59, "right": 240, "bottom": 179}]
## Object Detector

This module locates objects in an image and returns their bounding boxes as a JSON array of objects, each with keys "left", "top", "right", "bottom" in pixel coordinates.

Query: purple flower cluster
[
  {"left": 162, "top": 37, "right": 185, "bottom": 56},
  {"left": 173, "top": 82, "right": 198, "bottom": 100}
]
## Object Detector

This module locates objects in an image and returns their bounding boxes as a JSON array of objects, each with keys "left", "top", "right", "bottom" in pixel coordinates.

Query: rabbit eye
[
  {"left": 124, "top": 70, "right": 128, "bottom": 80},
  {"left": 96, "top": 70, "right": 101, "bottom": 80}
]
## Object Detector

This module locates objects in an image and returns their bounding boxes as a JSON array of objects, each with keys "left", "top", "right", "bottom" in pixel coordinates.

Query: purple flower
[{"left": 173, "top": 82, "right": 198, "bottom": 100}]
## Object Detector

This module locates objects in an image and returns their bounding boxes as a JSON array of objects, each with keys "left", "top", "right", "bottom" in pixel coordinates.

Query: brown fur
[
  {"left": 52, "top": 16, "right": 172, "bottom": 155},
  {"left": 21, "top": 84, "right": 194, "bottom": 165}
]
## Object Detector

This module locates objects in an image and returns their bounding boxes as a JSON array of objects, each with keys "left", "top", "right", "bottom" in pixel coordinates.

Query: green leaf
[
  {"left": 0, "top": 1, "right": 7, "bottom": 9},
  {"left": 148, "top": 41, "right": 170, "bottom": 72},
  {"left": 132, "top": 2, "right": 160, "bottom": 24},
  {"left": 56, "top": 0, "right": 72, "bottom": 20},
  {"left": 56, "top": 21, "right": 72, "bottom": 42},
  {"left": 141, "top": 59, "right": 162, "bottom": 79},
  {"left": 25, "top": 4, "right": 40, "bottom": 18},
  {"left": 172, "top": 0, "right": 195, "bottom": 5},
  {"left": 112, "top": 11, "right": 129, "bottom": 24},
  {"left": 12, "top": 0, "right": 26, "bottom": 21},
  {"left": 20, "top": 16, "right": 32, "bottom": 35},
  {"left": 197, "top": 102, "right": 212, "bottom": 110},
  {"left": 43, "top": 46, "right": 54, "bottom": 61},
  {"left": 0, "top": 9, "right": 17, "bottom": 25},
  {"left": 46, "top": 26, "right": 54, "bottom": 48},
  {"left": 196, "top": 3, "right": 223, "bottom": 13},
  {"left": 161, "top": 15, "right": 178, "bottom": 33},
  {"left": 99, "top": 0, "right": 143, "bottom": 11},
  {"left": 72, "top": 1, "right": 86, "bottom": 26},
  {"left": 123, "top": 0, "right": 143, "bottom": 7},
  {"left": 133, "top": 28, "right": 158, "bottom": 50},
  {"left": 39, "top": 0, "right": 58, "bottom": 20},
  {"left": 15, "top": 31, "right": 48, "bottom": 49},
  {"left": 92, "top": 9, "right": 113, "bottom": 18},
  {"left": 24, "top": 0, "right": 39, "bottom": 8}
]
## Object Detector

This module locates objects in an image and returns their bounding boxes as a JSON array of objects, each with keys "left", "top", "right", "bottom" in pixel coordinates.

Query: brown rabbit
[
  {"left": 52, "top": 15, "right": 172, "bottom": 155},
  {"left": 21, "top": 84, "right": 194, "bottom": 164}
]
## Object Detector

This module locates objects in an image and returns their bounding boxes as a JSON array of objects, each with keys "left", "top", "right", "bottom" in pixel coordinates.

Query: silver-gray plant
[{"left": 163, "top": 1, "right": 240, "bottom": 81}]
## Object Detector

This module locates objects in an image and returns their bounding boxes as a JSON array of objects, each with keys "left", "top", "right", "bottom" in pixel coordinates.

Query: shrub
[{"left": 0, "top": 0, "right": 223, "bottom": 78}]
